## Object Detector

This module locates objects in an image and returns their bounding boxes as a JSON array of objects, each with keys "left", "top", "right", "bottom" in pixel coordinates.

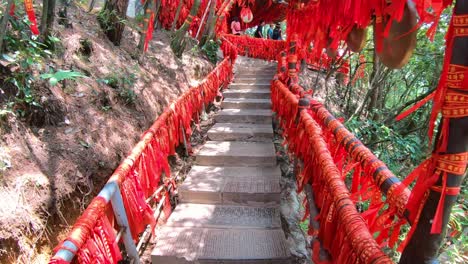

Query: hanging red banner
[
  {"left": 144, "top": 12, "right": 155, "bottom": 52},
  {"left": 24, "top": 0, "right": 40, "bottom": 35}
]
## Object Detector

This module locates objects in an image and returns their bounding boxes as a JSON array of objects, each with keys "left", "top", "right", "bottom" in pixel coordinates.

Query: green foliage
[
  {"left": 299, "top": 218, "right": 309, "bottom": 233},
  {"left": 0, "top": 10, "right": 62, "bottom": 116},
  {"left": 338, "top": 7, "right": 467, "bottom": 262},
  {"left": 440, "top": 186, "right": 468, "bottom": 263},
  {"left": 97, "top": 8, "right": 126, "bottom": 31},
  {"left": 201, "top": 39, "right": 220, "bottom": 64},
  {"left": 345, "top": 117, "right": 428, "bottom": 175},
  {"left": 40, "top": 70, "right": 85, "bottom": 86},
  {"left": 99, "top": 71, "right": 138, "bottom": 105}
]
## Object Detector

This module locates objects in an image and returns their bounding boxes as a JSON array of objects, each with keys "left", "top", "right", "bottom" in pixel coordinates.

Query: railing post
[
  {"left": 109, "top": 182, "right": 140, "bottom": 264},
  {"left": 180, "top": 119, "right": 189, "bottom": 156},
  {"left": 53, "top": 180, "right": 140, "bottom": 263},
  {"left": 54, "top": 241, "right": 79, "bottom": 262},
  {"left": 287, "top": 33, "right": 299, "bottom": 86}
]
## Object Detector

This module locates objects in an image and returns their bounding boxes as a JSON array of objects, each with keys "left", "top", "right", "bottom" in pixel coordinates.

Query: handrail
[
  {"left": 50, "top": 58, "right": 234, "bottom": 263},
  {"left": 308, "top": 102, "right": 411, "bottom": 217},
  {"left": 222, "top": 34, "right": 287, "bottom": 61},
  {"left": 271, "top": 79, "right": 394, "bottom": 263}
]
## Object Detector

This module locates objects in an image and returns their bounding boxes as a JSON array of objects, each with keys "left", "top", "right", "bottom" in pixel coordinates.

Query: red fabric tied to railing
[
  {"left": 76, "top": 215, "right": 122, "bottom": 264},
  {"left": 308, "top": 102, "right": 410, "bottom": 250},
  {"left": 50, "top": 57, "right": 234, "bottom": 263},
  {"left": 271, "top": 80, "right": 395, "bottom": 263},
  {"left": 223, "top": 34, "right": 287, "bottom": 61}
]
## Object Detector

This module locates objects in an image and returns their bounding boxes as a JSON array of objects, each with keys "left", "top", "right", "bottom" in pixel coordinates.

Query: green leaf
[
  {"left": 40, "top": 70, "right": 85, "bottom": 86},
  {"left": 49, "top": 77, "right": 59, "bottom": 86},
  {"left": 48, "top": 36, "right": 61, "bottom": 43}
]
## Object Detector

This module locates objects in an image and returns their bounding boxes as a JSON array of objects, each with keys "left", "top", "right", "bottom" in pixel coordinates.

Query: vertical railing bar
[
  {"left": 115, "top": 227, "right": 125, "bottom": 242},
  {"left": 110, "top": 182, "right": 140, "bottom": 264},
  {"left": 180, "top": 119, "right": 189, "bottom": 156},
  {"left": 136, "top": 226, "right": 151, "bottom": 252},
  {"left": 145, "top": 185, "right": 165, "bottom": 203},
  {"left": 136, "top": 184, "right": 173, "bottom": 252},
  {"left": 54, "top": 241, "right": 79, "bottom": 262},
  {"left": 54, "top": 180, "right": 119, "bottom": 262}
]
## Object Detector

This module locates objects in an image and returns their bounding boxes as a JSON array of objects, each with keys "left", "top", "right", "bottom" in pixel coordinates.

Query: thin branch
[{"left": 384, "top": 88, "right": 436, "bottom": 124}]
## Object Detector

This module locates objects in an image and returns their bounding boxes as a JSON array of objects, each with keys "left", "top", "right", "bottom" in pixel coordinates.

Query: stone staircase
[{"left": 151, "top": 59, "right": 290, "bottom": 263}]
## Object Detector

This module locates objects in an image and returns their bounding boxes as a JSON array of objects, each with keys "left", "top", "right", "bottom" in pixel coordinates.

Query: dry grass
[{"left": 0, "top": 4, "right": 213, "bottom": 263}]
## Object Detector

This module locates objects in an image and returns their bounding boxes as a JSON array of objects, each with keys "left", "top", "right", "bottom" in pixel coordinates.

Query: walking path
[{"left": 151, "top": 59, "right": 291, "bottom": 263}]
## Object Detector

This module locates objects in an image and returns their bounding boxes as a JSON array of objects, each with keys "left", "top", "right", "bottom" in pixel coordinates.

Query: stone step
[
  {"left": 179, "top": 166, "right": 281, "bottom": 205},
  {"left": 236, "top": 74, "right": 275, "bottom": 79},
  {"left": 235, "top": 66, "right": 278, "bottom": 75},
  {"left": 222, "top": 98, "right": 271, "bottom": 110},
  {"left": 207, "top": 123, "right": 273, "bottom": 142},
  {"left": 166, "top": 204, "right": 281, "bottom": 229},
  {"left": 223, "top": 89, "right": 271, "bottom": 99},
  {"left": 215, "top": 109, "right": 272, "bottom": 124},
  {"left": 229, "top": 83, "right": 271, "bottom": 90},
  {"left": 234, "top": 77, "right": 272, "bottom": 83},
  {"left": 152, "top": 227, "right": 290, "bottom": 264},
  {"left": 236, "top": 66, "right": 275, "bottom": 71},
  {"left": 195, "top": 141, "right": 276, "bottom": 167}
]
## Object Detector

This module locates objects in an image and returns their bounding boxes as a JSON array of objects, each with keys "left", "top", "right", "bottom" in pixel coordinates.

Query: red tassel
[
  {"left": 9, "top": 3, "right": 15, "bottom": 16},
  {"left": 395, "top": 91, "right": 435, "bottom": 121},
  {"left": 76, "top": 216, "right": 123, "bottom": 264},
  {"left": 24, "top": 0, "right": 39, "bottom": 35},
  {"left": 144, "top": 12, "right": 155, "bottom": 52},
  {"left": 430, "top": 173, "right": 447, "bottom": 234},
  {"left": 351, "top": 165, "right": 361, "bottom": 193},
  {"left": 389, "top": 220, "right": 405, "bottom": 248}
]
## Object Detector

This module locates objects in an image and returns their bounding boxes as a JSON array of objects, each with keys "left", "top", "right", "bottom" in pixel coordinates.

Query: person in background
[
  {"left": 231, "top": 17, "right": 242, "bottom": 35},
  {"left": 254, "top": 20, "right": 265, "bottom": 38},
  {"left": 272, "top": 23, "right": 282, "bottom": 40},
  {"left": 267, "top": 23, "right": 274, "bottom": 39}
]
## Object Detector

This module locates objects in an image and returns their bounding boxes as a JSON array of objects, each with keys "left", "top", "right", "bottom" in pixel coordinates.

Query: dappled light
[{"left": 0, "top": 0, "right": 466, "bottom": 264}]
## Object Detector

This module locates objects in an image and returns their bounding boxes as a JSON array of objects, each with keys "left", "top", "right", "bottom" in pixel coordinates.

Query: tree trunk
[
  {"left": 58, "top": 0, "right": 72, "bottom": 28},
  {"left": 152, "top": 0, "right": 162, "bottom": 30},
  {"left": 400, "top": 1, "right": 468, "bottom": 262},
  {"left": 171, "top": 0, "right": 184, "bottom": 31},
  {"left": 98, "top": 0, "right": 129, "bottom": 46},
  {"left": 199, "top": 0, "right": 217, "bottom": 47},
  {"left": 170, "top": 0, "right": 200, "bottom": 58},
  {"left": 137, "top": 0, "right": 162, "bottom": 53},
  {"left": 40, "top": 0, "right": 56, "bottom": 37},
  {"left": 137, "top": 0, "right": 151, "bottom": 51},
  {"left": 88, "top": 0, "right": 97, "bottom": 12},
  {"left": 0, "top": 0, "right": 14, "bottom": 52}
]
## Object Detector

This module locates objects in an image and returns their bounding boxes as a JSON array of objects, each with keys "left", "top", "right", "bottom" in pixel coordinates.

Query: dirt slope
[{"left": 0, "top": 5, "right": 213, "bottom": 263}]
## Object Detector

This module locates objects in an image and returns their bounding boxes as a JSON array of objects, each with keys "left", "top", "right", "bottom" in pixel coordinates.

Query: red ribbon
[
  {"left": 144, "top": 12, "right": 155, "bottom": 52},
  {"left": 24, "top": 0, "right": 39, "bottom": 35}
]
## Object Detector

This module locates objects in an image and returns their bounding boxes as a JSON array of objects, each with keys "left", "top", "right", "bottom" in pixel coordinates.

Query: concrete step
[
  {"left": 207, "top": 123, "right": 273, "bottom": 142},
  {"left": 223, "top": 89, "right": 271, "bottom": 99},
  {"left": 234, "top": 77, "right": 272, "bottom": 84},
  {"left": 222, "top": 98, "right": 271, "bottom": 110},
  {"left": 215, "top": 109, "right": 272, "bottom": 124},
  {"left": 152, "top": 227, "right": 290, "bottom": 264},
  {"left": 229, "top": 83, "right": 271, "bottom": 90},
  {"left": 166, "top": 204, "right": 281, "bottom": 229},
  {"left": 235, "top": 69, "right": 276, "bottom": 74},
  {"left": 236, "top": 74, "right": 275, "bottom": 79},
  {"left": 195, "top": 141, "right": 276, "bottom": 167},
  {"left": 179, "top": 166, "right": 281, "bottom": 205},
  {"left": 236, "top": 66, "right": 275, "bottom": 71}
]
